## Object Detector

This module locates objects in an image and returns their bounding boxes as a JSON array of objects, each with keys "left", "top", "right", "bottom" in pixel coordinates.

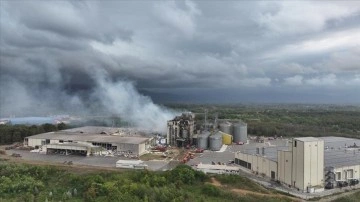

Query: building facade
[
  {"left": 24, "top": 127, "right": 154, "bottom": 156},
  {"left": 235, "top": 137, "right": 325, "bottom": 192}
]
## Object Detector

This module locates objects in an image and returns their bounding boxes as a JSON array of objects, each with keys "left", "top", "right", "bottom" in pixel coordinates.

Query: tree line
[{"left": 0, "top": 123, "right": 67, "bottom": 145}]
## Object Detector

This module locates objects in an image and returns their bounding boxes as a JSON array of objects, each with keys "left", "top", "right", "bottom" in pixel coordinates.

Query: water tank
[
  {"left": 197, "top": 132, "right": 210, "bottom": 149},
  {"left": 233, "top": 122, "right": 247, "bottom": 143},
  {"left": 209, "top": 132, "right": 223, "bottom": 151},
  {"left": 219, "top": 122, "right": 233, "bottom": 135}
]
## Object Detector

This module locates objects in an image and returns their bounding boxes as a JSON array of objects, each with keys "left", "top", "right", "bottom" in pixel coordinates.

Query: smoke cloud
[
  {"left": 91, "top": 72, "right": 177, "bottom": 132},
  {"left": 0, "top": 70, "right": 177, "bottom": 133}
]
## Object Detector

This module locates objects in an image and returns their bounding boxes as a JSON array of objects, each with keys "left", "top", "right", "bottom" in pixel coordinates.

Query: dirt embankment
[{"left": 209, "top": 177, "right": 301, "bottom": 201}]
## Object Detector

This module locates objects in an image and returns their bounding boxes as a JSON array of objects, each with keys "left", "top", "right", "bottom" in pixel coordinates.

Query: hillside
[{"left": 0, "top": 161, "right": 297, "bottom": 202}]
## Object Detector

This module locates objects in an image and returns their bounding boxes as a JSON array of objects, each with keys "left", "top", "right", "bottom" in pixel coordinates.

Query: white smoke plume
[
  {"left": 0, "top": 72, "right": 178, "bottom": 133},
  {"left": 92, "top": 73, "right": 177, "bottom": 132}
]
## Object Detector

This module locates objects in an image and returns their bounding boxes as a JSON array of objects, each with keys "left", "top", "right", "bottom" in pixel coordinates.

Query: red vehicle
[
  {"left": 195, "top": 148, "right": 204, "bottom": 153},
  {"left": 153, "top": 146, "right": 167, "bottom": 152}
]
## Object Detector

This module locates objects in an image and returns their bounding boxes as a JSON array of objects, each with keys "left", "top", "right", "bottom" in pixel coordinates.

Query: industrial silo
[
  {"left": 209, "top": 132, "right": 223, "bottom": 151},
  {"left": 197, "top": 132, "right": 210, "bottom": 149},
  {"left": 233, "top": 122, "right": 247, "bottom": 143},
  {"left": 219, "top": 122, "right": 233, "bottom": 135}
]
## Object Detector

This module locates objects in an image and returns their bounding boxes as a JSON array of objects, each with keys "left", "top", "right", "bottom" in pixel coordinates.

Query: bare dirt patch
[
  {"left": 139, "top": 153, "right": 167, "bottom": 161},
  {"left": 209, "top": 177, "right": 300, "bottom": 201}
]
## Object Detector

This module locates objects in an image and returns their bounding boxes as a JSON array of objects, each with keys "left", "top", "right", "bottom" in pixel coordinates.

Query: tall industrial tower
[{"left": 166, "top": 113, "right": 195, "bottom": 147}]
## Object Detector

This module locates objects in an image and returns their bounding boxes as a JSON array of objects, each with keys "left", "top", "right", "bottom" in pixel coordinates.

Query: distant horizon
[
  {"left": 1, "top": 1, "right": 360, "bottom": 122},
  {"left": 1, "top": 102, "right": 360, "bottom": 119}
]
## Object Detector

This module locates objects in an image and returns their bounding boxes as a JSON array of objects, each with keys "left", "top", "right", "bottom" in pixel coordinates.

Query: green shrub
[{"left": 202, "top": 184, "right": 221, "bottom": 196}]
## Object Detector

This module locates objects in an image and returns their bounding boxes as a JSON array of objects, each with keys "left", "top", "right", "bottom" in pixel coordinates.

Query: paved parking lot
[
  {"left": 187, "top": 145, "right": 240, "bottom": 166},
  {"left": 7, "top": 150, "right": 169, "bottom": 171}
]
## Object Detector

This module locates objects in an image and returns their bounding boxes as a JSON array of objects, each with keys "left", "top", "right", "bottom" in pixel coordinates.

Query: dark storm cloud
[{"left": 1, "top": 0, "right": 360, "bottom": 118}]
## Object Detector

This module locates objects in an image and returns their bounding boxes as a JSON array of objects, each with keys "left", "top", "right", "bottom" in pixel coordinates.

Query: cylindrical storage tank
[
  {"left": 221, "top": 132, "right": 232, "bottom": 145},
  {"left": 209, "top": 132, "right": 223, "bottom": 151},
  {"left": 197, "top": 132, "right": 210, "bottom": 149},
  {"left": 233, "top": 122, "right": 247, "bottom": 143},
  {"left": 219, "top": 122, "right": 233, "bottom": 135}
]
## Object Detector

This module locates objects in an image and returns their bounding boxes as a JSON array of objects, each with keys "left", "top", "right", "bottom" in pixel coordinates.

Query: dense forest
[
  {"left": 1, "top": 104, "right": 360, "bottom": 146},
  {"left": 0, "top": 163, "right": 293, "bottom": 202},
  {"left": 167, "top": 104, "right": 360, "bottom": 138},
  {"left": 0, "top": 123, "right": 66, "bottom": 145}
]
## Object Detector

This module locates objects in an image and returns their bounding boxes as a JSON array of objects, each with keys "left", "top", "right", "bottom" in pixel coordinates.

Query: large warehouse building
[
  {"left": 235, "top": 136, "right": 360, "bottom": 192},
  {"left": 24, "top": 126, "right": 155, "bottom": 156}
]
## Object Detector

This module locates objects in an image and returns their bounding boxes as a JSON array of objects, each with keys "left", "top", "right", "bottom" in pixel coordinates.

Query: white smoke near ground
[
  {"left": 0, "top": 72, "right": 178, "bottom": 133},
  {"left": 90, "top": 73, "right": 178, "bottom": 133}
]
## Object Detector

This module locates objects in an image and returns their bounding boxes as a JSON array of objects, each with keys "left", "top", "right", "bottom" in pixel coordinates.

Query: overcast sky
[{"left": 1, "top": 0, "right": 360, "bottom": 115}]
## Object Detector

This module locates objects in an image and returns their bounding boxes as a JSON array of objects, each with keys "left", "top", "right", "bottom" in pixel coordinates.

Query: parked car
[
  {"left": 195, "top": 148, "right": 204, "bottom": 153},
  {"left": 349, "top": 179, "right": 359, "bottom": 186},
  {"left": 337, "top": 181, "right": 349, "bottom": 188}
]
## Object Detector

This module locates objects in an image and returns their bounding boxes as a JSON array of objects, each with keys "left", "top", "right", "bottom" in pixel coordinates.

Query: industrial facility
[
  {"left": 166, "top": 113, "right": 195, "bottom": 147},
  {"left": 166, "top": 112, "right": 249, "bottom": 152},
  {"left": 24, "top": 126, "right": 155, "bottom": 156},
  {"left": 234, "top": 136, "right": 360, "bottom": 192},
  {"left": 19, "top": 111, "right": 360, "bottom": 194}
]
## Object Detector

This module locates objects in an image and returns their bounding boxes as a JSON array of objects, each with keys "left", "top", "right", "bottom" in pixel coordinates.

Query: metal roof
[
  {"left": 239, "top": 136, "right": 360, "bottom": 168},
  {"left": 27, "top": 127, "right": 152, "bottom": 145},
  {"left": 64, "top": 126, "right": 148, "bottom": 136},
  {"left": 294, "top": 137, "right": 321, "bottom": 142},
  {"left": 320, "top": 136, "right": 360, "bottom": 168},
  {"left": 240, "top": 146, "right": 289, "bottom": 162}
]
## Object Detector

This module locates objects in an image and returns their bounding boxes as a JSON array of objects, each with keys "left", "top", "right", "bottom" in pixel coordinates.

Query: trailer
[{"left": 116, "top": 160, "right": 148, "bottom": 169}]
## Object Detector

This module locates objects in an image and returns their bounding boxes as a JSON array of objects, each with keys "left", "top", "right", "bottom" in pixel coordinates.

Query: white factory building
[
  {"left": 235, "top": 136, "right": 360, "bottom": 192},
  {"left": 24, "top": 126, "right": 155, "bottom": 156}
]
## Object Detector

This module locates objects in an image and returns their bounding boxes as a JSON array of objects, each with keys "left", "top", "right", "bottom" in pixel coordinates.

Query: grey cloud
[{"left": 1, "top": 0, "right": 360, "bottom": 117}]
